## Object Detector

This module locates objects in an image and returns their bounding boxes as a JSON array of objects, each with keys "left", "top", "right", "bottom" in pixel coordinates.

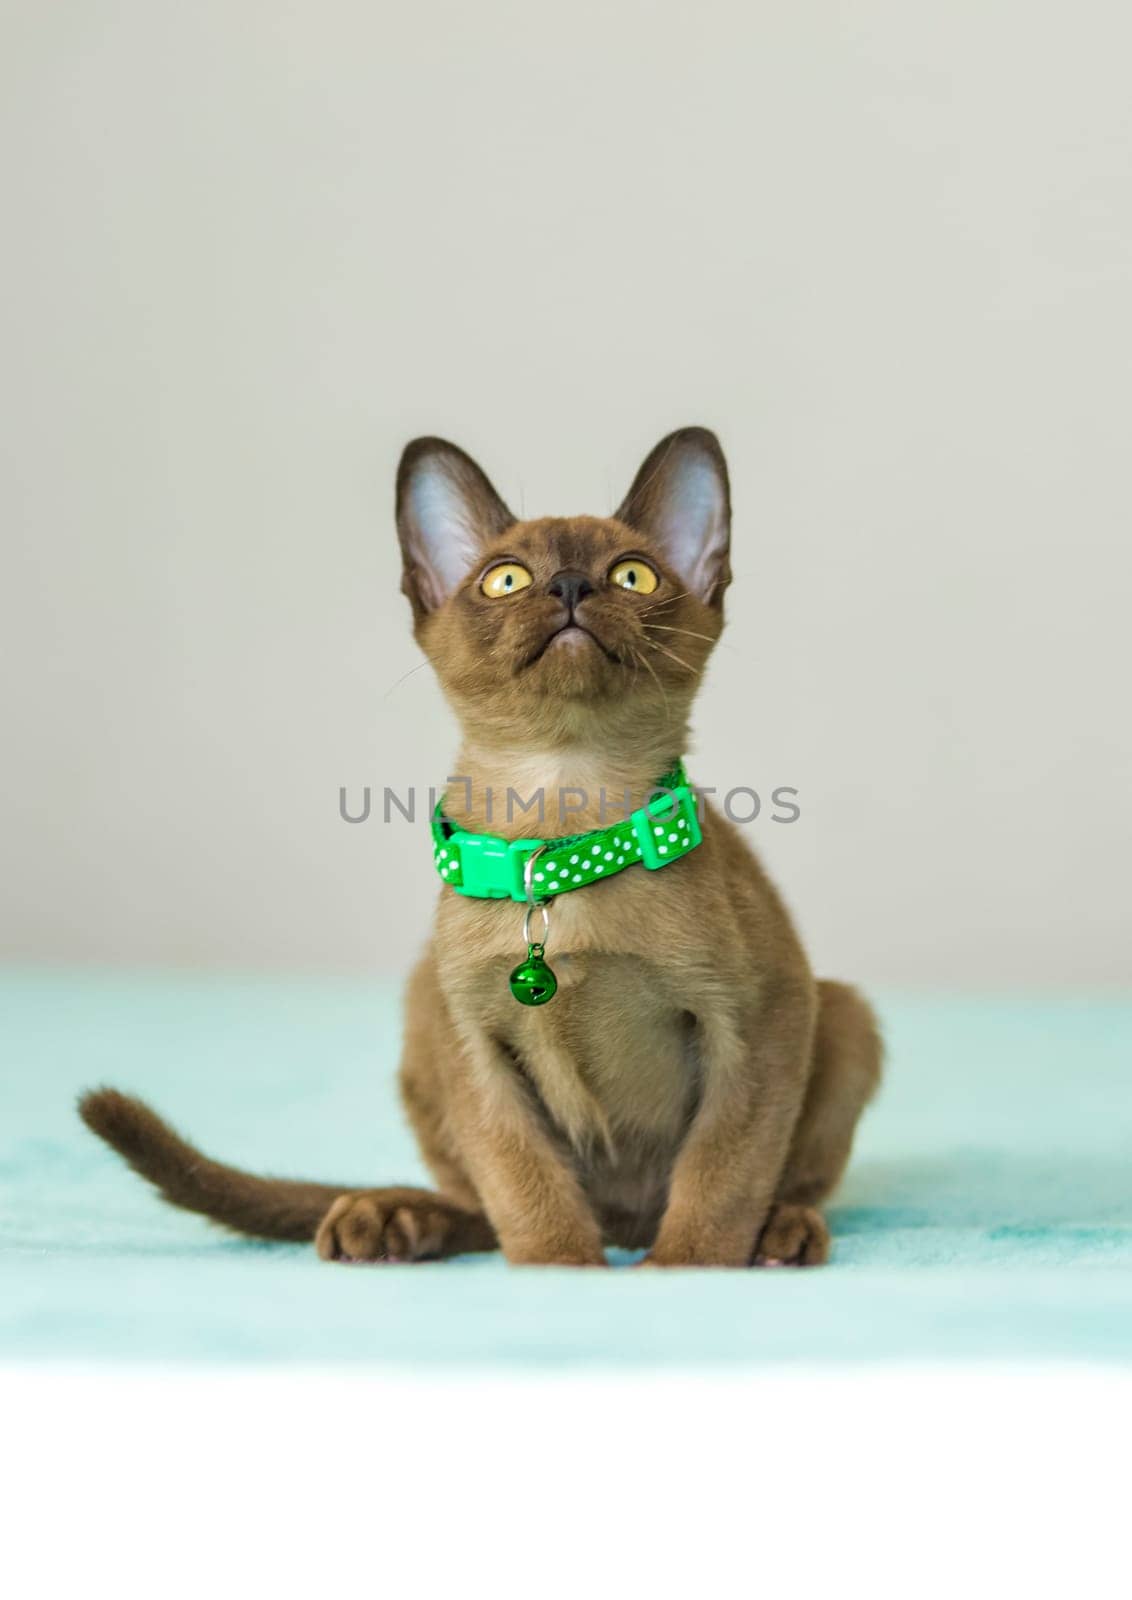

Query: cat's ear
[
  {"left": 614, "top": 427, "right": 731, "bottom": 606},
  {"left": 396, "top": 438, "right": 516, "bottom": 614}
]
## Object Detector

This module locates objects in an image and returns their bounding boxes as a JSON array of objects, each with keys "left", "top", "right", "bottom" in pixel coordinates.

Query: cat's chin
[
  {"left": 545, "top": 624, "right": 600, "bottom": 655},
  {"left": 526, "top": 624, "right": 621, "bottom": 699},
  {"left": 525, "top": 622, "right": 617, "bottom": 666}
]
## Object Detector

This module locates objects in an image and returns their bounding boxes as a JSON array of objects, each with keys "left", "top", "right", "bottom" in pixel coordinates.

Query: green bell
[{"left": 508, "top": 945, "right": 558, "bottom": 1006}]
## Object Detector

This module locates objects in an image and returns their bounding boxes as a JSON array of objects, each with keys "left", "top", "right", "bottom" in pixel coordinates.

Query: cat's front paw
[
  {"left": 641, "top": 1232, "right": 756, "bottom": 1268},
  {"left": 754, "top": 1203, "right": 831, "bottom": 1267}
]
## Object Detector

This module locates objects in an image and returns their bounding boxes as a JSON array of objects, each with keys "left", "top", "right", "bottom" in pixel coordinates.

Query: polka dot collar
[{"left": 430, "top": 761, "right": 703, "bottom": 903}]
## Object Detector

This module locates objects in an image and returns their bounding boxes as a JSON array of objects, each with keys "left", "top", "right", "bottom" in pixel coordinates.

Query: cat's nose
[{"left": 547, "top": 570, "right": 594, "bottom": 613}]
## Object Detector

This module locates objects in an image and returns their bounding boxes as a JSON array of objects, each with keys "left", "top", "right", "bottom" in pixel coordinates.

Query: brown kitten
[{"left": 80, "top": 428, "right": 882, "bottom": 1267}]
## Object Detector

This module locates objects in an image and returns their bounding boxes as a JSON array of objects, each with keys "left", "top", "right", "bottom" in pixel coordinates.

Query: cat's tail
[{"left": 78, "top": 1087, "right": 351, "bottom": 1241}]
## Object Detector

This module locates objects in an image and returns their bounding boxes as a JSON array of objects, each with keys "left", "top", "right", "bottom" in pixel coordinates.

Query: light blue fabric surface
[{"left": 2, "top": 968, "right": 1130, "bottom": 1365}]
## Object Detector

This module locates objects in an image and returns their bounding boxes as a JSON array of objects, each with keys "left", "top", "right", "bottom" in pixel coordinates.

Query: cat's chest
[
  {"left": 513, "top": 952, "right": 697, "bottom": 1148},
  {"left": 436, "top": 876, "right": 701, "bottom": 1147},
  {"left": 438, "top": 883, "right": 618, "bottom": 969},
  {"left": 441, "top": 901, "right": 637, "bottom": 1020}
]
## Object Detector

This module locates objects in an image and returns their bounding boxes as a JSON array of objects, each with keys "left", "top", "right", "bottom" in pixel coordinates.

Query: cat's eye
[
  {"left": 481, "top": 562, "right": 533, "bottom": 599},
  {"left": 608, "top": 558, "right": 659, "bottom": 595}
]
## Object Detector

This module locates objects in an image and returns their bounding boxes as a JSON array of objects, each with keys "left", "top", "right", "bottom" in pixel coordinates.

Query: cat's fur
[{"left": 80, "top": 428, "right": 881, "bottom": 1267}]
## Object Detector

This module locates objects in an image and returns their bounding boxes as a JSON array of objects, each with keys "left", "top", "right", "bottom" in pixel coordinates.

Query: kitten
[{"left": 80, "top": 428, "right": 881, "bottom": 1267}]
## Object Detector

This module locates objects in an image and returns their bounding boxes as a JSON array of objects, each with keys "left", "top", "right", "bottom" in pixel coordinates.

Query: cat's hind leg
[
  {"left": 309, "top": 968, "right": 501, "bottom": 1262},
  {"left": 755, "top": 980, "right": 882, "bottom": 1266},
  {"left": 316, "top": 956, "right": 498, "bottom": 1263},
  {"left": 315, "top": 1187, "right": 497, "bottom": 1263}
]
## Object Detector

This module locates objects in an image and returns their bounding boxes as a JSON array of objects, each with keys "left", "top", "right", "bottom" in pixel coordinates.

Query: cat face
[{"left": 395, "top": 429, "right": 732, "bottom": 743}]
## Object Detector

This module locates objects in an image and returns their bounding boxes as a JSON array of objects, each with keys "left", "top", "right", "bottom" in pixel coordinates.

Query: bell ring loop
[
  {"left": 522, "top": 900, "right": 551, "bottom": 949},
  {"left": 522, "top": 844, "right": 551, "bottom": 906}
]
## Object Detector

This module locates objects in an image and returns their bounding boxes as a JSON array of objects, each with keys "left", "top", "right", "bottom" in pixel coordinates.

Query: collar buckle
[{"left": 452, "top": 834, "right": 547, "bottom": 901}]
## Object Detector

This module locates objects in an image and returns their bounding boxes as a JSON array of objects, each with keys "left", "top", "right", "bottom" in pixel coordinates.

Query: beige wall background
[{"left": 2, "top": 1, "right": 1129, "bottom": 986}]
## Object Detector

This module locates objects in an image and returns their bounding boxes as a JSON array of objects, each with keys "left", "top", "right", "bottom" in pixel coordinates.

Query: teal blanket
[{"left": 2, "top": 969, "right": 1130, "bottom": 1364}]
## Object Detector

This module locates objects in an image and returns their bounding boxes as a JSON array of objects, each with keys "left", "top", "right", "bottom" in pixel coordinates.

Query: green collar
[{"left": 431, "top": 760, "right": 703, "bottom": 904}]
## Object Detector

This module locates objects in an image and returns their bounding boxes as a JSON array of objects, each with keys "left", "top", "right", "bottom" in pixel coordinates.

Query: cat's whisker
[
  {"left": 644, "top": 623, "right": 720, "bottom": 646},
  {"left": 630, "top": 643, "right": 671, "bottom": 715},
  {"left": 641, "top": 589, "right": 692, "bottom": 614},
  {"left": 644, "top": 637, "right": 700, "bottom": 676},
  {"left": 381, "top": 658, "right": 433, "bottom": 699}
]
